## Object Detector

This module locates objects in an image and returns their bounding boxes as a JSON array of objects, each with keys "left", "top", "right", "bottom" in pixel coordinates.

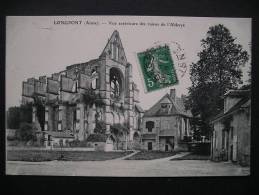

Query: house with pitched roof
[
  {"left": 141, "top": 89, "right": 192, "bottom": 151},
  {"left": 210, "top": 89, "right": 251, "bottom": 166}
]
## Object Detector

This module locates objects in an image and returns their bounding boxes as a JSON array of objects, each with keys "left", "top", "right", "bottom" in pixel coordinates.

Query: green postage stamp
[{"left": 137, "top": 44, "right": 178, "bottom": 93}]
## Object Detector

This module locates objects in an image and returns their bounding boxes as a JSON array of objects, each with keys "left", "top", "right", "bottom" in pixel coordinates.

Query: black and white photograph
[{"left": 5, "top": 15, "right": 251, "bottom": 177}]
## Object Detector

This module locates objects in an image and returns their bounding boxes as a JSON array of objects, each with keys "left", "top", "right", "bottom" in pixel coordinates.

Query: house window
[
  {"left": 76, "top": 109, "right": 80, "bottom": 120},
  {"left": 161, "top": 103, "right": 170, "bottom": 113},
  {"left": 161, "top": 103, "right": 168, "bottom": 109},
  {"left": 32, "top": 109, "right": 36, "bottom": 122},
  {"left": 214, "top": 131, "right": 217, "bottom": 148},
  {"left": 76, "top": 122, "right": 80, "bottom": 130},
  {"left": 59, "top": 139, "right": 63, "bottom": 146},
  {"left": 58, "top": 108, "right": 62, "bottom": 121},
  {"left": 230, "top": 127, "right": 234, "bottom": 139},
  {"left": 44, "top": 123, "right": 48, "bottom": 131},
  {"left": 84, "top": 121, "right": 88, "bottom": 131},
  {"left": 72, "top": 80, "right": 78, "bottom": 93},
  {"left": 146, "top": 121, "right": 155, "bottom": 132},
  {"left": 58, "top": 123, "right": 62, "bottom": 131},
  {"left": 91, "top": 69, "right": 97, "bottom": 89},
  {"left": 84, "top": 107, "right": 87, "bottom": 119},
  {"left": 148, "top": 142, "right": 152, "bottom": 150},
  {"left": 45, "top": 110, "right": 48, "bottom": 122},
  {"left": 222, "top": 130, "right": 225, "bottom": 149},
  {"left": 184, "top": 118, "right": 188, "bottom": 136}
]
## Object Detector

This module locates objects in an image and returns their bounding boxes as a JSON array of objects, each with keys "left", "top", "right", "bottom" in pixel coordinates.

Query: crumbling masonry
[{"left": 21, "top": 30, "right": 144, "bottom": 149}]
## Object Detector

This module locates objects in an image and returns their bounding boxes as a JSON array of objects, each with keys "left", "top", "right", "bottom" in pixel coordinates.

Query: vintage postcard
[{"left": 6, "top": 16, "right": 251, "bottom": 176}]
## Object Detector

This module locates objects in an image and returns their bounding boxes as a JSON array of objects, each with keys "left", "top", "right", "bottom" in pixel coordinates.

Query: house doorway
[
  {"left": 148, "top": 142, "right": 152, "bottom": 150},
  {"left": 230, "top": 145, "right": 233, "bottom": 161},
  {"left": 165, "top": 144, "right": 169, "bottom": 151}
]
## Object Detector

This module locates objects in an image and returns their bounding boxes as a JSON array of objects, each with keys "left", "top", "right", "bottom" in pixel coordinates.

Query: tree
[
  {"left": 7, "top": 106, "right": 21, "bottom": 129},
  {"left": 187, "top": 24, "right": 249, "bottom": 138},
  {"left": 33, "top": 96, "right": 45, "bottom": 131},
  {"left": 110, "top": 123, "right": 129, "bottom": 149},
  {"left": 16, "top": 122, "right": 37, "bottom": 141},
  {"left": 20, "top": 103, "right": 33, "bottom": 124}
]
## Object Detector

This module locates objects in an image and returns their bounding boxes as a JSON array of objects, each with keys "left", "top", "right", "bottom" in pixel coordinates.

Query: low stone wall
[{"left": 7, "top": 146, "right": 95, "bottom": 151}]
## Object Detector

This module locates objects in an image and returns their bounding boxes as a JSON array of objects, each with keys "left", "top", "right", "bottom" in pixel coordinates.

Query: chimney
[{"left": 170, "top": 89, "right": 176, "bottom": 101}]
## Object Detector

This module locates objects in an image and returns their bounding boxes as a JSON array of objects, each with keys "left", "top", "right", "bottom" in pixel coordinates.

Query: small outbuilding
[
  {"left": 42, "top": 131, "right": 74, "bottom": 148},
  {"left": 210, "top": 89, "right": 251, "bottom": 166},
  {"left": 86, "top": 134, "right": 116, "bottom": 151}
]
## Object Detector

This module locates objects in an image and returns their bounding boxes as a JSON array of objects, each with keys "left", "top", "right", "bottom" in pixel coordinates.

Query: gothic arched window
[
  {"left": 91, "top": 69, "right": 97, "bottom": 89},
  {"left": 110, "top": 68, "right": 123, "bottom": 100},
  {"left": 110, "top": 75, "right": 120, "bottom": 98}
]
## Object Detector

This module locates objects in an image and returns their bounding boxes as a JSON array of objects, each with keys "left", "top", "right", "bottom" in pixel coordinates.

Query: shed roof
[
  {"left": 159, "top": 129, "right": 174, "bottom": 136},
  {"left": 223, "top": 89, "right": 250, "bottom": 97},
  {"left": 211, "top": 95, "right": 250, "bottom": 123},
  {"left": 86, "top": 134, "right": 115, "bottom": 142},
  {"left": 141, "top": 133, "right": 156, "bottom": 140},
  {"left": 43, "top": 131, "right": 74, "bottom": 138}
]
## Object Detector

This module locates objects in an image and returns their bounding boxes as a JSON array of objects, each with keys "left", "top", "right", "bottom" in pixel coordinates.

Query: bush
[
  {"left": 7, "top": 135, "right": 17, "bottom": 141},
  {"left": 16, "top": 122, "right": 37, "bottom": 142},
  {"left": 7, "top": 107, "right": 21, "bottom": 129},
  {"left": 94, "top": 120, "right": 106, "bottom": 134},
  {"left": 20, "top": 104, "right": 33, "bottom": 124},
  {"left": 69, "top": 140, "right": 91, "bottom": 147}
]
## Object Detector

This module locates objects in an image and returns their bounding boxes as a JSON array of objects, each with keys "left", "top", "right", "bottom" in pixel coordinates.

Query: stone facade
[
  {"left": 211, "top": 90, "right": 251, "bottom": 166},
  {"left": 141, "top": 89, "right": 192, "bottom": 151},
  {"left": 21, "top": 30, "right": 144, "bottom": 149}
]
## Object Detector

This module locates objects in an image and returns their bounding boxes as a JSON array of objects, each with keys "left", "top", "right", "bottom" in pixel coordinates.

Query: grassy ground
[
  {"left": 170, "top": 153, "right": 210, "bottom": 161},
  {"left": 125, "top": 151, "right": 177, "bottom": 160},
  {"left": 7, "top": 150, "right": 133, "bottom": 162}
]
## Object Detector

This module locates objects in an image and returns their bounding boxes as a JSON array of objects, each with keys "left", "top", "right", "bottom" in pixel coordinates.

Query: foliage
[
  {"left": 240, "top": 83, "right": 251, "bottom": 90},
  {"left": 16, "top": 122, "right": 37, "bottom": 142},
  {"left": 82, "top": 89, "right": 99, "bottom": 108},
  {"left": 110, "top": 123, "right": 129, "bottom": 136},
  {"left": 7, "top": 103, "right": 34, "bottom": 130},
  {"left": 119, "top": 103, "right": 125, "bottom": 112},
  {"left": 33, "top": 96, "right": 45, "bottom": 131},
  {"left": 186, "top": 24, "right": 249, "bottom": 138},
  {"left": 94, "top": 120, "right": 106, "bottom": 134},
  {"left": 20, "top": 103, "right": 33, "bottom": 124},
  {"left": 7, "top": 135, "right": 17, "bottom": 141},
  {"left": 69, "top": 139, "right": 92, "bottom": 147},
  {"left": 7, "top": 106, "right": 21, "bottom": 129},
  {"left": 110, "top": 123, "right": 129, "bottom": 149},
  {"left": 94, "top": 94, "right": 106, "bottom": 107},
  {"left": 189, "top": 117, "right": 205, "bottom": 141}
]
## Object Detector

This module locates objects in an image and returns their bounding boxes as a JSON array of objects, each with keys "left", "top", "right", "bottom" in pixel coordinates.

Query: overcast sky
[{"left": 6, "top": 16, "right": 251, "bottom": 110}]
